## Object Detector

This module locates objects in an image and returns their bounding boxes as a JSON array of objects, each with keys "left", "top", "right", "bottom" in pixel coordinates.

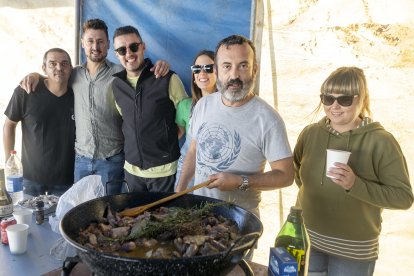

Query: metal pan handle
[
  {"left": 238, "top": 259, "right": 254, "bottom": 276},
  {"left": 222, "top": 231, "right": 261, "bottom": 263},
  {"left": 61, "top": 255, "right": 82, "bottom": 276},
  {"left": 223, "top": 232, "right": 259, "bottom": 276}
]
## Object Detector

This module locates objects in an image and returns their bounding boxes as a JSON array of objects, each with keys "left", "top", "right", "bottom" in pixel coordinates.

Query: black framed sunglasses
[
  {"left": 114, "top": 42, "right": 142, "bottom": 56},
  {"left": 190, "top": 64, "right": 214, "bottom": 74},
  {"left": 320, "top": 94, "right": 358, "bottom": 107}
]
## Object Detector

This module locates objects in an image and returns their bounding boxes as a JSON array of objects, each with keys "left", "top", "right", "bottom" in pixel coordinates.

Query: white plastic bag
[{"left": 49, "top": 175, "right": 105, "bottom": 260}]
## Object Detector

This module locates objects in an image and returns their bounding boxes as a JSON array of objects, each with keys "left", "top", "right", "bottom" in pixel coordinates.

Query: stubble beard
[{"left": 87, "top": 50, "right": 106, "bottom": 63}]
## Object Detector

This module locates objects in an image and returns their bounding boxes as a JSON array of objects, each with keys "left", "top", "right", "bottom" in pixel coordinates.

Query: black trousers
[{"left": 124, "top": 170, "right": 176, "bottom": 193}]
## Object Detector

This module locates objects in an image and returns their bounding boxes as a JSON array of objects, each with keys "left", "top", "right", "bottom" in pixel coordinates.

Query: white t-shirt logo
[{"left": 196, "top": 122, "right": 241, "bottom": 172}]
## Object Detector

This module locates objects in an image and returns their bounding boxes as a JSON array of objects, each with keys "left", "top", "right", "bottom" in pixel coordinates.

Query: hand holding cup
[{"left": 326, "top": 149, "right": 351, "bottom": 179}]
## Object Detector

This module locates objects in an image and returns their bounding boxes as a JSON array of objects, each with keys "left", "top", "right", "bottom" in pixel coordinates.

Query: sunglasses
[
  {"left": 190, "top": 64, "right": 214, "bottom": 74},
  {"left": 320, "top": 94, "right": 358, "bottom": 107},
  {"left": 114, "top": 42, "right": 142, "bottom": 56}
]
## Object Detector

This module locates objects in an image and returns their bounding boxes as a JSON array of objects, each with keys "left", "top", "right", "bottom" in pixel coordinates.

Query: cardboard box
[{"left": 268, "top": 247, "right": 298, "bottom": 276}]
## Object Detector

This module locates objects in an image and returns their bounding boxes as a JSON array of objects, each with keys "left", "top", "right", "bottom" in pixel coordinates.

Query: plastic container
[{"left": 5, "top": 150, "right": 23, "bottom": 204}]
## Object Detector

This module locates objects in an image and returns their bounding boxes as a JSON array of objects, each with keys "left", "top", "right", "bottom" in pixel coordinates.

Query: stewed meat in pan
[{"left": 76, "top": 202, "right": 240, "bottom": 259}]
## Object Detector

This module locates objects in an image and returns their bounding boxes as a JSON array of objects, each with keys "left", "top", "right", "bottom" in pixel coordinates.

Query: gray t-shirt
[{"left": 190, "top": 92, "right": 292, "bottom": 216}]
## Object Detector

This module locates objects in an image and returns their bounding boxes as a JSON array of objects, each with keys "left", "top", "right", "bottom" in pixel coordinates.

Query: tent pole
[
  {"left": 251, "top": 0, "right": 264, "bottom": 96},
  {"left": 75, "top": 0, "right": 82, "bottom": 64}
]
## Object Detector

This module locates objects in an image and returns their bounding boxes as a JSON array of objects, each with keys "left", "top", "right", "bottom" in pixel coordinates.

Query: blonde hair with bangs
[{"left": 314, "top": 66, "right": 372, "bottom": 119}]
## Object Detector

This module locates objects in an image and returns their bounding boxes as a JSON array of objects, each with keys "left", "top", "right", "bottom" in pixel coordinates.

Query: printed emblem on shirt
[
  {"left": 196, "top": 122, "right": 241, "bottom": 173},
  {"left": 70, "top": 107, "right": 75, "bottom": 120}
]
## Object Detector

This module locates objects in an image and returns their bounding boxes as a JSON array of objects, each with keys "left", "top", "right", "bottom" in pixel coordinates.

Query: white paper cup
[
  {"left": 6, "top": 223, "right": 29, "bottom": 254},
  {"left": 326, "top": 149, "right": 351, "bottom": 178},
  {"left": 13, "top": 209, "right": 33, "bottom": 234}
]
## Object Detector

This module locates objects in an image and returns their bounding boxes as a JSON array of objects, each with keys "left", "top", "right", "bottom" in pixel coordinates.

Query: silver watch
[{"left": 238, "top": 175, "right": 249, "bottom": 191}]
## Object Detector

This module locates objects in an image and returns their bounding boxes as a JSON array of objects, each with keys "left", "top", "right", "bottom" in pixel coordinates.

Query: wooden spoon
[{"left": 118, "top": 179, "right": 214, "bottom": 217}]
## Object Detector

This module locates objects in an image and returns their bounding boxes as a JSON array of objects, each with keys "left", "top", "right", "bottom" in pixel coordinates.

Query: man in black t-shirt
[{"left": 3, "top": 48, "right": 75, "bottom": 196}]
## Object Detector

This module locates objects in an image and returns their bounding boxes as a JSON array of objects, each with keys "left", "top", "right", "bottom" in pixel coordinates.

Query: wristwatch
[{"left": 238, "top": 175, "right": 249, "bottom": 191}]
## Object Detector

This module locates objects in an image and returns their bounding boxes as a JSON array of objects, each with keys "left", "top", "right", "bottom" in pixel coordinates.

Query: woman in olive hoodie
[{"left": 294, "top": 66, "right": 413, "bottom": 276}]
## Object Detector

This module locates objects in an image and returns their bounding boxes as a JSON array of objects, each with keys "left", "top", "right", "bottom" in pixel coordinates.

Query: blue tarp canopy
[{"left": 77, "top": 0, "right": 255, "bottom": 93}]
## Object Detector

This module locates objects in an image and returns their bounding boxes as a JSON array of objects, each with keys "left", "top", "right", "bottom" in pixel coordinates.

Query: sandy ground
[{"left": 1, "top": 1, "right": 413, "bottom": 275}]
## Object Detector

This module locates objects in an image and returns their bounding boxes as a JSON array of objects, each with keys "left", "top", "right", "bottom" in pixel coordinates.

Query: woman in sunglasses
[
  {"left": 174, "top": 50, "right": 217, "bottom": 190},
  {"left": 293, "top": 66, "right": 413, "bottom": 276}
]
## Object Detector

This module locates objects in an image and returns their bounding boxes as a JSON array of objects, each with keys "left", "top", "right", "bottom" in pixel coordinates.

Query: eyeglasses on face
[
  {"left": 114, "top": 42, "right": 142, "bottom": 56},
  {"left": 190, "top": 64, "right": 214, "bottom": 74},
  {"left": 320, "top": 94, "right": 358, "bottom": 107}
]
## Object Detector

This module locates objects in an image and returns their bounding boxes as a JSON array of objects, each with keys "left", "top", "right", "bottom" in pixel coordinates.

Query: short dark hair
[
  {"left": 43, "top": 48, "right": 72, "bottom": 66},
  {"left": 82, "top": 18, "right": 108, "bottom": 40},
  {"left": 113, "top": 25, "right": 142, "bottom": 42},
  {"left": 214, "top": 34, "right": 256, "bottom": 65}
]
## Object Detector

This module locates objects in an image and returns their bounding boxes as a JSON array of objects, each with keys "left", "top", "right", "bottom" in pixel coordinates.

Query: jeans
[
  {"left": 174, "top": 137, "right": 195, "bottom": 190},
  {"left": 308, "top": 248, "right": 376, "bottom": 276},
  {"left": 74, "top": 152, "right": 125, "bottom": 195}
]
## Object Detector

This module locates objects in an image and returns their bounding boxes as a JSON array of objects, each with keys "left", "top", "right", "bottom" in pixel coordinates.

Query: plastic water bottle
[{"left": 5, "top": 150, "right": 23, "bottom": 204}]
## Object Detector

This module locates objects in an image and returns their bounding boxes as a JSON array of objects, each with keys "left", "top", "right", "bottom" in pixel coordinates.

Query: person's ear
[
  {"left": 42, "top": 64, "right": 46, "bottom": 75},
  {"left": 253, "top": 63, "right": 259, "bottom": 76}
]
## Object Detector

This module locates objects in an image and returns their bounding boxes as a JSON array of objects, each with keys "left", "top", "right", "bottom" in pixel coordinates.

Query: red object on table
[{"left": 1, "top": 217, "right": 17, "bottom": 245}]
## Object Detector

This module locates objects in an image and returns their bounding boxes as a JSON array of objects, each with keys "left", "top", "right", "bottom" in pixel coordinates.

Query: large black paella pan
[{"left": 60, "top": 192, "right": 263, "bottom": 276}]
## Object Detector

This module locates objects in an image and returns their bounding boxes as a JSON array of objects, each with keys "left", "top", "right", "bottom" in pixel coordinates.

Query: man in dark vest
[{"left": 112, "top": 25, "right": 188, "bottom": 192}]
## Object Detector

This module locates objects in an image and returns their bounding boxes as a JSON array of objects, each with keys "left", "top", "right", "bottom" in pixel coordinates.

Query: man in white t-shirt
[{"left": 175, "top": 35, "right": 294, "bottom": 217}]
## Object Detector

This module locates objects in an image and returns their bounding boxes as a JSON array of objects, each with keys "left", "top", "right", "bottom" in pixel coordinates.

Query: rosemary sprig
[{"left": 123, "top": 201, "right": 231, "bottom": 241}]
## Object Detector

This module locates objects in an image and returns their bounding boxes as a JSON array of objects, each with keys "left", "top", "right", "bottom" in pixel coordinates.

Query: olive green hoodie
[{"left": 294, "top": 117, "right": 413, "bottom": 261}]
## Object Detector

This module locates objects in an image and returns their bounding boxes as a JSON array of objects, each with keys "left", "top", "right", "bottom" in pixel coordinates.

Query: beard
[
  {"left": 86, "top": 49, "right": 106, "bottom": 63},
  {"left": 217, "top": 75, "right": 255, "bottom": 103}
]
